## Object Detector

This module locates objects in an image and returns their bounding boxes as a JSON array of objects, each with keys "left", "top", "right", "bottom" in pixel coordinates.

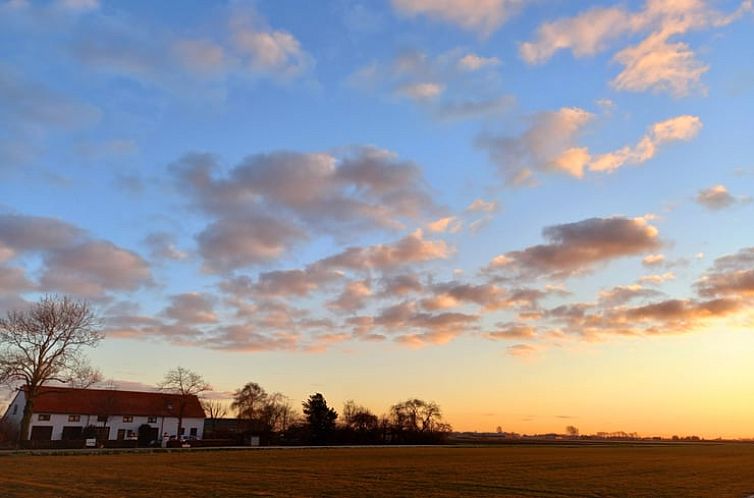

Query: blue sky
[{"left": 2, "top": 0, "right": 754, "bottom": 436}]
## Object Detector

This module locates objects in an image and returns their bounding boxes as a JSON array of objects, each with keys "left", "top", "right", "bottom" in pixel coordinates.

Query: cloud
[
  {"left": 173, "top": 147, "right": 438, "bottom": 271},
  {"left": 480, "top": 110, "right": 702, "bottom": 183},
  {"left": 397, "top": 82, "right": 445, "bottom": 100},
  {"left": 40, "top": 240, "right": 152, "bottom": 298},
  {"left": 421, "top": 282, "right": 509, "bottom": 311},
  {"left": 478, "top": 107, "right": 594, "bottom": 184},
  {"left": 379, "top": 274, "right": 424, "bottom": 295},
  {"left": 328, "top": 280, "right": 372, "bottom": 312},
  {"left": 696, "top": 247, "right": 754, "bottom": 298},
  {"left": 434, "top": 95, "right": 515, "bottom": 121},
  {"left": 639, "top": 272, "right": 675, "bottom": 285},
  {"left": 349, "top": 48, "right": 511, "bottom": 120},
  {"left": 222, "top": 265, "right": 342, "bottom": 299},
  {"left": 144, "top": 232, "right": 187, "bottom": 261},
  {"left": 485, "top": 323, "right": 537, "bottom": 341},
  {"left": 106, "top": 299, "right": 305, "bottom": 352},
  {"left": 466, "top": 198, "right": 498, "bottom": 213},
  {"left": 0, "top": 66, "right": 101, "bottom": 129},
  {"left": 0, "top": 66, "right": 101, "bottom": 169},
  {"left": 520, "top": 6, "right": 631, "bottom": 64},
  {"left": 696, "top": 184, "right": 750, "bottom": 210},
  {"left": 642, "top": 254, "right": 665, "bottom": 267},
  {"left": 0, "top": 266, "right": 35, "bottom": 295},
  {"left": 230, "top": 10, "right": 314, "bottom": 79},
  {"left": 196, "top": 216, "right": 306, "bottom": 273},
  {"left": 0, "top": 213, "right": 151, "bottom": 299},
  {"left": 486, "top": 216, "right": 661, "bottom": 279},
  {"left": 171, "top": 39, "right": 227, "bottom": 75},
  {"left": 507, "top": 343, "right": 541, "bottom": 357},
  {"left": 426, "top": 216, "right": 461, "bottom": 233},
  {"left": 0, "top": 214, "right": 84, "bottom": 253},
  {"left": 590, "top": 115, "right": 702, "bottom": 172},
  {"left": 163, "top": 292, "right": 218, "bottom": 324},
  {"left": 458, "top": 53, "right": 501, "bottom": 71},
  {"left": 175, "top": 147, "right": 435, "bottom": 229},
  {"left": 520, "top": 0, "right": 752, "bottom": 96},
  {"left": 319, "top": 229, "right": 451, "bottom": 272},
  {"left": 347, "top": 301, "right": 478, "bottom": 345},
  {"left": 70, "top": 4, "right": 313, "bottom": 95},
  {"left": 540, "top": 244, "right": 754, "bottom": 339},
  {"left": 544, "top": 296, "right": 742, "bottom": 339},
  {"left": 207, "top": 325, "right": 299, "bottom": 352},
  {"left": 391, "top": 0, "right": 522, "bottom": 36},
  {"left": 59, "top": 0, "right": 99, "bottom": 11},
  {"left": 598, "top": 284, "right": 663, "bottom": 306},
  {"left": 611, "top": 32, "right": 708, "bottom": 96}
]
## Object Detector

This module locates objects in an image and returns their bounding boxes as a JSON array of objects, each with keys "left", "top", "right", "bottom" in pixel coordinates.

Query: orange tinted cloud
[
  {"left": 520, "top": 0, "right": 751, "bottom": 96},
  {"left": 486, "top": 216, "right": 661, "bottom": 278},
  {"left": 697, "top": 248, "right": 754, "bottom": 298},
  {"left": 696, "top": 184, "right": 750, "bottom": 210},
  {"left": 589, "top": 115, "right": 702, "bottom": 173},
  {"left": 477, "top": 107, "right": 594, "bottom": 184},
  {"left": 320, "top": 229, "right": 450, "bottom": 271}
]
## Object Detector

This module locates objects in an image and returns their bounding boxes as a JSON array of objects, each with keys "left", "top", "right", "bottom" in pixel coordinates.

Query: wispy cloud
[
  {"left": 520, "top": 0, "right": 753, "bottom": 96},
  {"left": 391, "top": 0, "right": 524, "bottom": 37},
  {"left": 479, "top": 108, "right": 702, "bottom": 185}
]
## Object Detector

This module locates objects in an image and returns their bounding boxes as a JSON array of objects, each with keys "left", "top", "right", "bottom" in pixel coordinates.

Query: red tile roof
[{"left": 27, "top": 386, "right": 206, "bottom": 418}]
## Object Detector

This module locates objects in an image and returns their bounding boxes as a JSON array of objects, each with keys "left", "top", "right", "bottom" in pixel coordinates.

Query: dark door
[
  {"left": 138, "top": 424, "right": 159, "bottom": 446},
  {"left": 30, "top": 426, "right": 53, "bottom": 441},
  {"left": 61, "top": 426, "right": 82, "bottom": 440}
]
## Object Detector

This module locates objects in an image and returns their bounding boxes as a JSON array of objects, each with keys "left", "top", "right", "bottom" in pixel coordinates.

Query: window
[
  {"left": 179, "top": 427, "right": 185, "bottom": 435},
  {"left": 38, "top": 414, "right": 51, "bottom": 421},
  {"left": 117, "top": 429, "right": 126, "bottom": 440},
  {"left": 68, "top": 415, "right": 80, "bottom": 422},
  {"left": 97, "top": 415, "right": 108, "bottom": 422},
  {"left": 12, "top": 405, "right": 17, "bottom": 415},
  {"left": 122, "top": 416, "right": 133, "bottom": 423},
  {"left": 147, "top": 416, "right": 157, "bottom": 424},
  {"left": 190, "top": 428, "right": 197, "bottom": 437}
]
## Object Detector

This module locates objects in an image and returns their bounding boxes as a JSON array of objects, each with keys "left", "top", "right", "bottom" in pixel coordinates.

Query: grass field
[{"left": 2, "top": 443, "right": 754, "bottom": 497}]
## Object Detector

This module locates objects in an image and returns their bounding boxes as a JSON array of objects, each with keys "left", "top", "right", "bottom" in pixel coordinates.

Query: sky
[{"left": 1, "top": 0, "right": 754, "bottom": 438}]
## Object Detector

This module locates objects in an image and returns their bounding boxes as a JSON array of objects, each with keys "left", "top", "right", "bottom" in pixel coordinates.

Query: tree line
[
  {"left": 1, "top": 296, "right": 451, "bottom": 446},
  {"left": 204, "top": 380, "right": 452, "bottom": 445}
]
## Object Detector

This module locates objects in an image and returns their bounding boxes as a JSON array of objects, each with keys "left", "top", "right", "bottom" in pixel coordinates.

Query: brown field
[{"left": 2, "top": 443, "right": 754, "bottom": 497}]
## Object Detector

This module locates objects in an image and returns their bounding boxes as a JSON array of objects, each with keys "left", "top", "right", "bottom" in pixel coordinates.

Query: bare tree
[
  {"left": 202, "top": 399, "right": 228, "bottom": 420},
  {"left": 0, "top": 296, "right": 102, "bottom": 442},
  {"left": 263, "top": 392, "right": 295, "bottom": 433},
  {"left": 390, "top": 399, "right": 451, "bottom": 435},
  {"left": 231, "top": 382, "right": 294, "bottom": 433},
  {"left": 158, "top": 366, "right": 211, "bottom": 438},
  {"left": 342, "top": 400, "right": 379, "bottom": 432},
  {"left": 201, "top": 399, "right": 228, "bottom": 434}
]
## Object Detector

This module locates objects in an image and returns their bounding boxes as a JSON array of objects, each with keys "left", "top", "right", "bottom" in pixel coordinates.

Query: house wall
[
  {"left": 2, "top": 390, "right": 205, "bottom": 441},
  {"left": 26, "top": 413, "right": 205, "bottom": 440},
  {"left": 1, "top": 390, "right": 25, "bottom": 428}
]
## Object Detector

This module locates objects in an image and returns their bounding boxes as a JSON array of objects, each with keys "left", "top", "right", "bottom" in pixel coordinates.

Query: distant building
[{"left": 1, "top": 386, "right": 205, "bottom": 442}]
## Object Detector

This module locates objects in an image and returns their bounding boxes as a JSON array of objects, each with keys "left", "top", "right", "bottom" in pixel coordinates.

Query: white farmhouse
[{"left": 1, "top": 386, "right": 205, "bottom": 442}]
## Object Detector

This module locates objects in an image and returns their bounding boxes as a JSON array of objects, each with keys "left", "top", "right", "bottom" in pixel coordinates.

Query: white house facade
[{"left": 1, "top": 386, "right": 205, "bottom": 442}]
